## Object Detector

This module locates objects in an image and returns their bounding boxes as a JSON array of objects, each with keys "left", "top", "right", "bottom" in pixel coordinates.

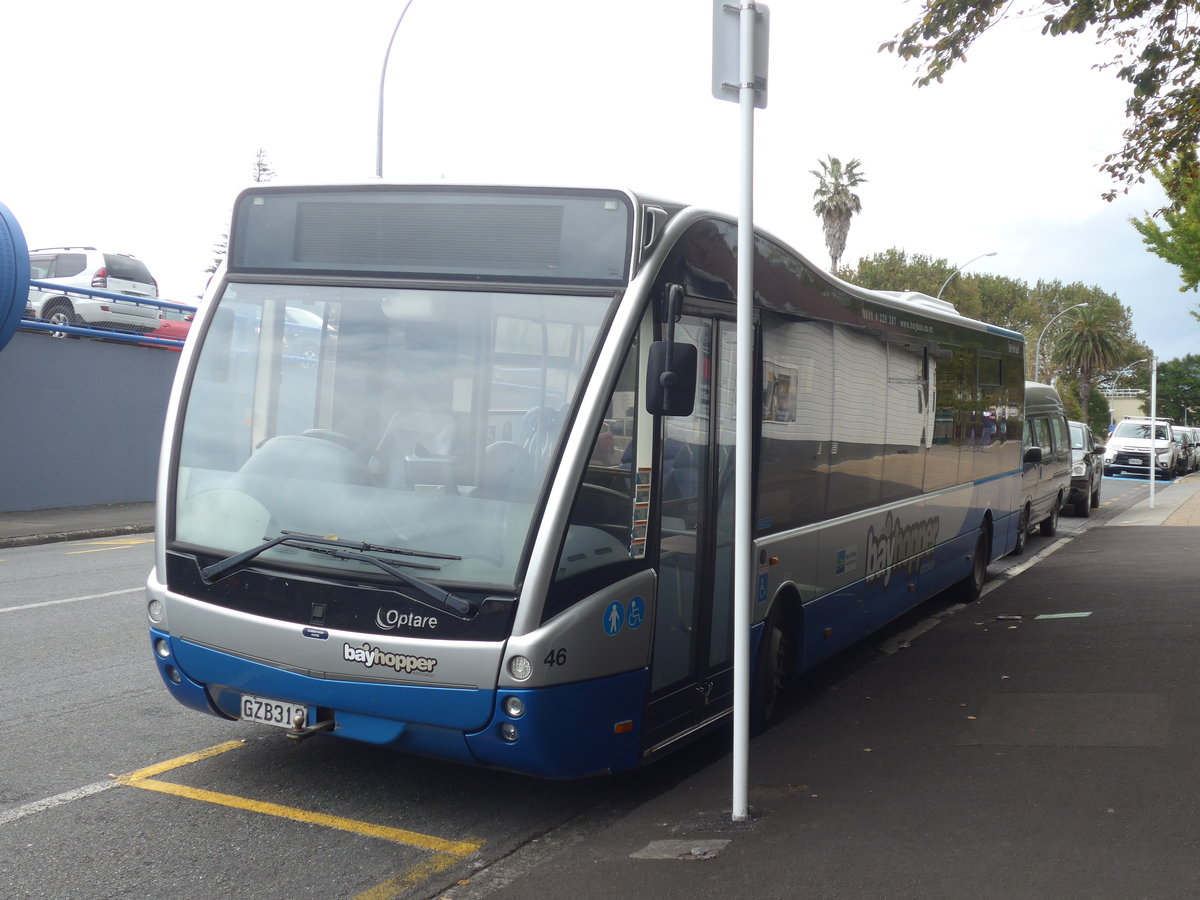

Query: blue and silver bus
[{"left": 147, "top": 184, "right": 1026, "bottom": 777}]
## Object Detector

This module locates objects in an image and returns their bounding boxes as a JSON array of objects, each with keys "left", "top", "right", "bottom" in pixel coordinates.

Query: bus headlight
[
  {"left": 147, "top": 598, "right": 165, "bottom": 624},
  {"left": 508, "top": 656, "right": 533, "bottom": 681},
  {"left": 155, "top": 638, "right": 171, "bottom": 660},
  {"left": 499, "top": 722, "right": 520, "bottom": 743}
]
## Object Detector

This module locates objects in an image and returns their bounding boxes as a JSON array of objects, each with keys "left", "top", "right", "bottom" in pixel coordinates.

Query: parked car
[
  {"left": 1104, "top": 416, "right": 1177, "bottom": 478},
  {"left": 1175, "top": 429, "right": 1197, "bottom": 476},
  {"left": 139, "top": 317, "right": 190, "bottom": 350},
  {"left": 1016, "top": 382, "right": 1072, "bottom": 553},
  {"left": 1187, "top": 427, "right": 1200, "bottom": 471},
  {"left": 1066, "top": 420, "right": 1104, "bottom": 517},
  {"left": 28, "top": 246, "right": 160, "bottom": 335}
]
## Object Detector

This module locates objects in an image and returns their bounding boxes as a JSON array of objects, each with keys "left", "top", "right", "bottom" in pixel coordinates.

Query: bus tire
[
  {"left": 955, "top": 527, "right": 989, "bottom": 603},
  {"left": 750, "top": 603, "right": 791, "bottom": 734}
]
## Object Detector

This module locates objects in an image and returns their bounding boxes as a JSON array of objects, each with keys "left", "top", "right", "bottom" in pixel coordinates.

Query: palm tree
[
  {"left": 810, "top": 156, "right": 866, "bottom": 272},
  {"left": 1056, "top": 306, "right": 1123, "bottom": 422}
]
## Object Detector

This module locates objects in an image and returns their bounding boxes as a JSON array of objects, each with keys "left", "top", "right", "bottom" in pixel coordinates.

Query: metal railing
[{"left": 20, "top": 280, "right": 197, "bottom": 348}]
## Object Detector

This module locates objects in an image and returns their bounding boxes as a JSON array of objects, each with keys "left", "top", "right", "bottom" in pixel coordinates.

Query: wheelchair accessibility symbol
[{"left": 627, "top": 596, "right": 645, "bottom": 630}]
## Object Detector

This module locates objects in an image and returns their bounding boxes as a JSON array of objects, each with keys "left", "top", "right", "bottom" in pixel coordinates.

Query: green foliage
[
  {"left": 1130, "top": 165, "right": 1200, "bottom": 304},
  {"left": 1057, "top": 379, "right": 1110, "bottom": 434},
  {"left": 881, "top": 1, "right": 1200, "bottom": 202},
  {"left": 1153, "top": 353, "right": 1200, "bottom": 422},
  {"left": 810, "top": 156, "right": 866, "bottom": 272},
  {"left": 842, "top": 249, "right": 1147, "bottom": 388},
  {"left": 1055, "top": 305, "right": 1125, "bottom": 420}
]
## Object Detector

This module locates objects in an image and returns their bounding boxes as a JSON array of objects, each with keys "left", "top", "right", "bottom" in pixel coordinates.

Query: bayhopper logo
[
  {"left": 343, "top": 642, "right": 438, "bottom": 675},
  {"left": 864, "top": 512, "right": 940, "bottom": 587}
]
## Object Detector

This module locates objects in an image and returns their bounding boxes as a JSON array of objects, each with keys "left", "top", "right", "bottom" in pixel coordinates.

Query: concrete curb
[{"left": 0, "top": 522, "right": 154, "bottom": 549}]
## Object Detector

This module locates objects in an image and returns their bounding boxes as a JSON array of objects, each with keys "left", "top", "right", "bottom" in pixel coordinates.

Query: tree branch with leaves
[{"left": 881, "top": 0, "right": 1200, "bottom": 203}]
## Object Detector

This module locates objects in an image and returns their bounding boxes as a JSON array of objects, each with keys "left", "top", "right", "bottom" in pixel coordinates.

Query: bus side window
[{"left": 545, "top": 346, "right": 642, "bottom": 619}]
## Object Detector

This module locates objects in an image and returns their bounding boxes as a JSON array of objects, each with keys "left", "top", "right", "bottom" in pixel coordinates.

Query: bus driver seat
[{"left": 369, "top": 408, "right": 455, "bottom": 489}]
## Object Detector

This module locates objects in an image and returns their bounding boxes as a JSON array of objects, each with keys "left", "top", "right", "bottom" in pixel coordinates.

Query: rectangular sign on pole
[{"left": 712, "top": 1, "right": 769, "bottom": 108}]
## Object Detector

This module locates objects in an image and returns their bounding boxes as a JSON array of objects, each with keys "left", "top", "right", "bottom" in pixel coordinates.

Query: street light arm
[
  {"left": 376, "top": 0, "right": 417, "bottom": 179},
  {"left": 936, "top": 251, "right": 997, "bottom": 299},
  {"left": 1033, "top": 301, "right": 1089, "bottom": 383}
]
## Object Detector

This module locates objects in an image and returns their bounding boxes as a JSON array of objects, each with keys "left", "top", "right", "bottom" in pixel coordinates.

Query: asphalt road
[
  {"left": 0, "top": 538, "right": 720, "bottom": 900},
  {"left": 0, "top": 476, "right": 1158, "bottom": 899}
]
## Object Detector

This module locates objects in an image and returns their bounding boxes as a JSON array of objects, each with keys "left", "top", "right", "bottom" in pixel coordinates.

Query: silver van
[{"left": 1016, "top": 381, "right": 1071, "bottom": 553}]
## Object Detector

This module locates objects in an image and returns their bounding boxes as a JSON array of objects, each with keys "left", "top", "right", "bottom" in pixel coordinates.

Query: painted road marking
[
  {"left": 66, "top": 537, "right": 155, "bottom": 555},
  {"left": 0, "top": 780, "right": 120, "bottom": 826},
  {"left": 0, "top": 587, "right": 141, "bottom": 615},
  {"left": 116, "top": 741, "right": 483, "bottom": 899},
  {"left": 1035, "top": 611, "right": 1093, "bottom": 619}
]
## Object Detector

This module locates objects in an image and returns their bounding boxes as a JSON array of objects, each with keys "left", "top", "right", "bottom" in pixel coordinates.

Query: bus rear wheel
[{"left": 955, "top": 528, "right": 989, "bottom": 602}]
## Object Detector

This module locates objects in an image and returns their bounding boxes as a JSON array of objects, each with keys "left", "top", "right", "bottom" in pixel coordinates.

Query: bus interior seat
[
  {"left": 229, "top": 432, "right": 373, "bottom": 531},
  {"left": 472, "top": 441, "right": 534, "bottom": 502}
]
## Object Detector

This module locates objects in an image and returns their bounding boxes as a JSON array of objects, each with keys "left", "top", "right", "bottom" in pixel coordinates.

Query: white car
[
  {"left": 28, "top": 246, "right": 160, "bottom": 335},
  {"left": 1103, "top": 416, "right": 1177, "bottom": 478}
]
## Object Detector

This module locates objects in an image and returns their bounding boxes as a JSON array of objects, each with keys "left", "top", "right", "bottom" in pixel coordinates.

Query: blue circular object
[{"left": 0, "top": 201, "right": 30, "bottom": 353}]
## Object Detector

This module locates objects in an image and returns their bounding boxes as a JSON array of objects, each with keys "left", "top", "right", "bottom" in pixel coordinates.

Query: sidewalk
[
  {"left": 0, "top": 501, "right": 154, "bottom": 548},
  {"left": 454, "top": 477, "right": 1200, "bottom": 900}
]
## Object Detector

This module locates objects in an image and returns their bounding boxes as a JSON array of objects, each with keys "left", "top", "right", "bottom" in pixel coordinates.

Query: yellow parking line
[
  {"left": 116, "top": 740, "right": 483, "bottom": 894},
  {"left": 125, "top": 777, "right": 480, "bottom": 854},
  {"left": 66, "top": 537, "right": 154, "bottom": 555},
  {"left": 353, "top": 853, "right": 462, "bottom": 900},
  {"left": 118, "top": 739, "right": 245, "bottom": 779}
]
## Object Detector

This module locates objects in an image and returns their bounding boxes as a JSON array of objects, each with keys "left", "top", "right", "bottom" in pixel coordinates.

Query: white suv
[
  {"left": 28, "top": 247, "right": 160, "bottom": 335},
  {"left": 1103, "top": 416, "right": 1177, "bottom": 478}
]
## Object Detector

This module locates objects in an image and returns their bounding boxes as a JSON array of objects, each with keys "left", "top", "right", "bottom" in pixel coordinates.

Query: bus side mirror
[
  {"left": 1023, "top": 446, "right": 1043, "bottom": 464},
  {"left": 647, "top": 340, "right": 697, "bottom": 417}
]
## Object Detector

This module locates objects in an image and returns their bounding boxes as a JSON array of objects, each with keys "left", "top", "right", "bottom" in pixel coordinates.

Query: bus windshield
[{"left": 173, "top": 282, "right": 615, "bottom": 591}]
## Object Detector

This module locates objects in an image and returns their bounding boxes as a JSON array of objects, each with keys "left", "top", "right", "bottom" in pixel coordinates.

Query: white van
[{"left": 1016, "top": 381, "right": 1071, "bottom": 553}]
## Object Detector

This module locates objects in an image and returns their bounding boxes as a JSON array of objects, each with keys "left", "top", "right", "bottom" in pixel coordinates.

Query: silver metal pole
[
  {"left": 376, "top": 0, "right": 416, "bottom": 178},
  {"left": 1150, "top": 353, "right": 1158, "bottom": 507},
  {"left": 731, "top": 0, "right": 756, "bottom": 824}
]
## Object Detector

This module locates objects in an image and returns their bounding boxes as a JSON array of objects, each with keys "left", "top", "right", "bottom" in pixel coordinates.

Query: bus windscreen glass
[{"left": 173, "top": 282, "right": 615, "bottom": 590}]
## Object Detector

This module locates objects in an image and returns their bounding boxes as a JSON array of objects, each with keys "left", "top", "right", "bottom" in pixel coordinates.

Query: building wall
[
  {"left": 1108, "top": 393, "right": 1146, "bottom": 428},
  {"left": 0, "top": 331, "right": 178, "bottom": 512}
]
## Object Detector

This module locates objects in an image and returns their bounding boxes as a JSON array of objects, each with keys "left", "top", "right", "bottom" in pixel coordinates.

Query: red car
[{"left": 140, "top": 316, "right": 191, "bottom": 350}]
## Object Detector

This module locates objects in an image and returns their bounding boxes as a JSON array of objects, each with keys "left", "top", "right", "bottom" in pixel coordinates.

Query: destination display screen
[{"left": 229, "top": 185, "right": 633, "bottom": 286}]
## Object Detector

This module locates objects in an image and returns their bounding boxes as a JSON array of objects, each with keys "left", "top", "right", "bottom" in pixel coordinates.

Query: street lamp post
[
  {"left": 1033, "top": 302, "right": 1088, "bottom": 383},
  {"left": 1110, "top": 356, "right": 1160, "bottom": 506},
  {"left": 375, "top": 0, "right": 416, "bottom": 179},
  {"left": 936, "top": 251, "right": 997, "bottom": 300}
]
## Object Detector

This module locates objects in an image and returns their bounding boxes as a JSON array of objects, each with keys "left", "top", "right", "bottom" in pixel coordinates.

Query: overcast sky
[{"left": 2, "top": 0, "right": 1195, "bottom": 361}]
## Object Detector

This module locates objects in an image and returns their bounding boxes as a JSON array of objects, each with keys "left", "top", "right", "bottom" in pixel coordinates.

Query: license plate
[
  {"left": 240, "top": 693, "right": 307, "bottom": 729},
  {"left": 1129, "top": 457, "right": 1143, "bottom": 465}
]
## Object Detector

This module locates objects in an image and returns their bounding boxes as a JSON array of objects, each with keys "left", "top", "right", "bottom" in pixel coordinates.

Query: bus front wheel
[{"left": 750, "top": 604, "right": 791, "bottom": 734}]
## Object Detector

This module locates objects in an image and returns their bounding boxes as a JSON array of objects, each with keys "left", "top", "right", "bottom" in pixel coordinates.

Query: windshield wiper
[
  {"left": 200, "top": 531, "right": 471, "bottom": 616},
  {"left": 298, "top": 545, "right": 472, "bottom": 616}
]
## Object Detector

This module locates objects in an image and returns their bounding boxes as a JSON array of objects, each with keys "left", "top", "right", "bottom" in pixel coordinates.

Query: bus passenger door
[{"left": 644, "top": 314, "right": 739, "bottom": 753}]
